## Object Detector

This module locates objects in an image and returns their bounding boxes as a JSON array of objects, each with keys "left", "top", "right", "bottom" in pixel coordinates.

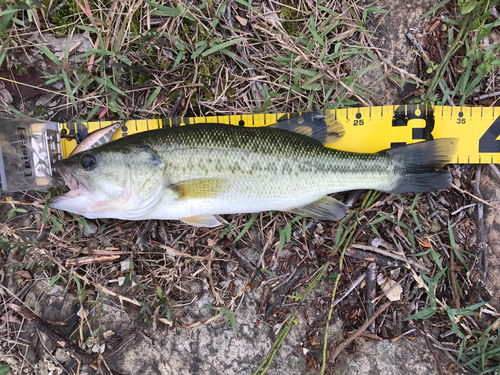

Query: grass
[{"left": 0, "top": 0, "right": 500, "bottom": 374}]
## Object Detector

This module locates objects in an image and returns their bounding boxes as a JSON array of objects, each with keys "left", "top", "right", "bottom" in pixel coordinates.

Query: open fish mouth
[{"left": 48, "top": 162, "right": 92, "bottom": 207}]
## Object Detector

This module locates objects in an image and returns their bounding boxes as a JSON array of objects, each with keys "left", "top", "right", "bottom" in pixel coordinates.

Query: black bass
[{"left": 48, "top": 112, "right": 457, "bottom": 227}]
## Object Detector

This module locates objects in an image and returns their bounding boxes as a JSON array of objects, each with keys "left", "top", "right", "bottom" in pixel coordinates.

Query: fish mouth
[{"left": 48, "top": 162, "right": 92, "bottom": 207}]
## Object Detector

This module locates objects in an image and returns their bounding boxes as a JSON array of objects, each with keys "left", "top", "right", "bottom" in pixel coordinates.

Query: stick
[
  {"left": 451, "top": 182, "right": 499, "bottom": 210},
  {"left": 473, "top": 167, "right": 489, "bottom": 281},
  {"left": 346, "top": 247, "right": 405, "bottom": 268},
  {"left": 449, "top": 245, "right": 460, "bottom": 310},
  {"left": 328, "top": 302, "right": 391, "bottom": 364},
  {"left": 66, "top": 255, "right": 120, "bottom": 267},
  {"left": 422, "top": 322, "right": 443, "bottom": 375},
  {"left": 350, "top": 244, "right": 429, "bottom": 271},
  {"left": 259, "top": 286, "right": 271, "bottom": 316},
  {"left": 366, "top": 263, "right": 377, "bottom": 333},
  {"left": 330, "top": 272, "right": 366, "bottom": 310},
  {"left": 9, "top": 304, "right": 96, "bottom": 365},
  {"left": 233, "top": 248, "right": 266, "bottom": 280}
]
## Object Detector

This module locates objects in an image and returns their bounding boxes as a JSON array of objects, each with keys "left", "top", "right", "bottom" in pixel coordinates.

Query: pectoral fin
[
  {"left": 289, "top": 196, "right": 347, "bottom": 221},
  {"left": 180, "top": 214, "right": 228, "bottom": 227},
  {"left": 169, "top": 178, "right": 228, "bottom": 200}
]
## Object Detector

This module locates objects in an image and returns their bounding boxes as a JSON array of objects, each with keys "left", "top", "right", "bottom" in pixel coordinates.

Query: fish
[
  {"left": 68, "top": 120, "right": 123, "bottom": 157},
  {"left": 48, "top": 111, "right": 458, "bottom": 227}
]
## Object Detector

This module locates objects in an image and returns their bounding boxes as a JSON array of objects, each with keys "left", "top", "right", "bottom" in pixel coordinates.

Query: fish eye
[{"left": 79, "top": 153, "right": 97, "bottom": 171}]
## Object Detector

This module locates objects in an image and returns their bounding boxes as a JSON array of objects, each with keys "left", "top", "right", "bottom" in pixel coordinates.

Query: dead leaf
[
  {"left": 381, "top": 278, "right": 402, "bottom": 301},
  {"left": 15, "top": 270, "right": 32, "bottom": 279},
  {"left": 235, "top": 14, "right": 248, "bottom": 26}
]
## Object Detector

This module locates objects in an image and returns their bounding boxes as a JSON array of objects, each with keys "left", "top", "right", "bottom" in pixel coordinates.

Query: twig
[
  {"left": 346, "top": 246, "right": 405, "bottom": 268},
  {"left": 309, "top": 240, "right": 319, "bottom": 268},
  {"left": 168, "top": 90, "right": 185, "bottom": 118},
  {"left": 328, "top": 301, "right": 392, "bottom": 365},
  {"left": 422, "top": 321, "right": 443, "bottom": 375},
  {"left": 259, "top": 286, "right": 271, "bottom": 316},
  {"left": 350, "top": 244, "right": 429, "bottom": 271},
  {"left": 330, "top": 272, "right": 366, "bottom": 309},
  {"left": 474, "top": 167, "right": 488, "bottom": 280},
  {"left": 474, "top": 90, "right": 500, "bottom": 101},
  {"left": 451, "top": 183, "right": 498, "bottom": 210},
  {"left": 365, "top": 40, "right": 425, "bottom": 85},
  {"left": 366, "top": 263, "right": 377, "bottom": 333},
  {"left": 449, "top": 244, "right": 460, "bottom": 310},
  {"left": 65, "top": 254, "right": 120, "bottom": 267},
  {"left": 233, "top": 248, "right": 266, "bottom": 280},
  {"left": 423, "top": 329, "right": 458, "bottom": 364},
  {"left": 48, "top": 0, "right": 68, "bottom": 18},
  {"left": 451, "top": 203, "right": 476, "bottom": 216},
  {"left": 8, "top": 304, "right": 99, "bottom": 367}
]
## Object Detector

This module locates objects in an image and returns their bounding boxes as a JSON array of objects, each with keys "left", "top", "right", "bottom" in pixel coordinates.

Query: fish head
[{"left": 49, "top": 144, "right": 168, "bottom": 219}]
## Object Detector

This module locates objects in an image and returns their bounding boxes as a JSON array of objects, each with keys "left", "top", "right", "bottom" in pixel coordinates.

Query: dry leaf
[
  {"left": 381, "top": 278, "right": 402, "bottom": 301},
  {"left": 235, "top": 14, "right": 248, "bottom": 26},
  {"left": 15, "top": 270, "right": 32, "bottom": 279}
]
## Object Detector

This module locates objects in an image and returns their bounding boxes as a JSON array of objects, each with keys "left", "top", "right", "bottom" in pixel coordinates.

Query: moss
[
  {"left": 279, "top": 1, "right": 301, "bottom": 37},
  {"left": 132, "top": 71, "right": 150, "bottom": 85},
  {"left": 42, "top": 0, "right": 116, "bottom": 36},
  {"left": 42, "top": 0, "right": 78, "bottom": 35}
]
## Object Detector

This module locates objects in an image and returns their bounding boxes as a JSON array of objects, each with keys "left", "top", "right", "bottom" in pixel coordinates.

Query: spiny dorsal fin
[
  {"left": 169, "top": 178, "right": 228, "bottom": 200},
  {"left": 270, "top": 111, "right": 344, "bottom": 145}
]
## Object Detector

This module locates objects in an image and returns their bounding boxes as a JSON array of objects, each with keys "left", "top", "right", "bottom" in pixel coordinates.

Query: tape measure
[{"left": 59, "top": 105, "right": 500, "bottom": 164}]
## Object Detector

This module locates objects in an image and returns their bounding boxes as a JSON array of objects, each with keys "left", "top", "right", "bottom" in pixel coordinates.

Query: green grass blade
[{"left": 202, "top": 38, "right": 245, "bottom": 57}]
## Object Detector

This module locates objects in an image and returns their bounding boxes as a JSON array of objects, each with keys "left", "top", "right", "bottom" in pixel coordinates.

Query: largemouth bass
[{"left": 48, "top": 112, "right": 457, "bottom": 227}]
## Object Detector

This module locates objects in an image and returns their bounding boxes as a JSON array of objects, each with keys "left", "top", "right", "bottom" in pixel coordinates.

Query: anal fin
[
  {"left": 180, "top": 214, "right": 228, "bottom": 227},
  {"left": 289, "top": 196, "right": 347, "bottom": 221}
]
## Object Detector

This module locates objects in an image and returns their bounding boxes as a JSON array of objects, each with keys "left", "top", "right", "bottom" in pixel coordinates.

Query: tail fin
[{"left": 386, "top": 138, "right": 458, "bottom": 193}]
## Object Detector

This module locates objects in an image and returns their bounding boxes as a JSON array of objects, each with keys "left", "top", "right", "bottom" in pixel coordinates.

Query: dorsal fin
[{"left": 270, "top": 111, "right": 344, "bottom": 144}]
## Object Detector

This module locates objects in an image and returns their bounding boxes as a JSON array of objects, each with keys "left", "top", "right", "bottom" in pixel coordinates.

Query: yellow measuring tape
[{"left": 59, "top": 105, "right": 500, "bottom": 164}]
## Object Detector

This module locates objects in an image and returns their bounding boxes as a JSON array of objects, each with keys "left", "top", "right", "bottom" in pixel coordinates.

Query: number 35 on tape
[{"left": 326, "top": 105, "right": 500, "bottom": 164}]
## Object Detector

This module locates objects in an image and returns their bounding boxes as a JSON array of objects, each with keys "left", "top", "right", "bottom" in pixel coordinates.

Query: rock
[
  {"left": 82, "top": 221, "right": 98, "bottom": 237},
  {"left": 430, "top": 217, "right": 442, "bottom": 233},
  {"left": 334, "top": 337, "right": 439, "bottom": 374},
  {"left": 351, "top": 0, "right": 436, "bottom": 104},
  {"left": 479, "top": 165, "right": 500, "bottom": 310},
  {"left": 54, "top": 348, "right": 71, "bottom": 363}
]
